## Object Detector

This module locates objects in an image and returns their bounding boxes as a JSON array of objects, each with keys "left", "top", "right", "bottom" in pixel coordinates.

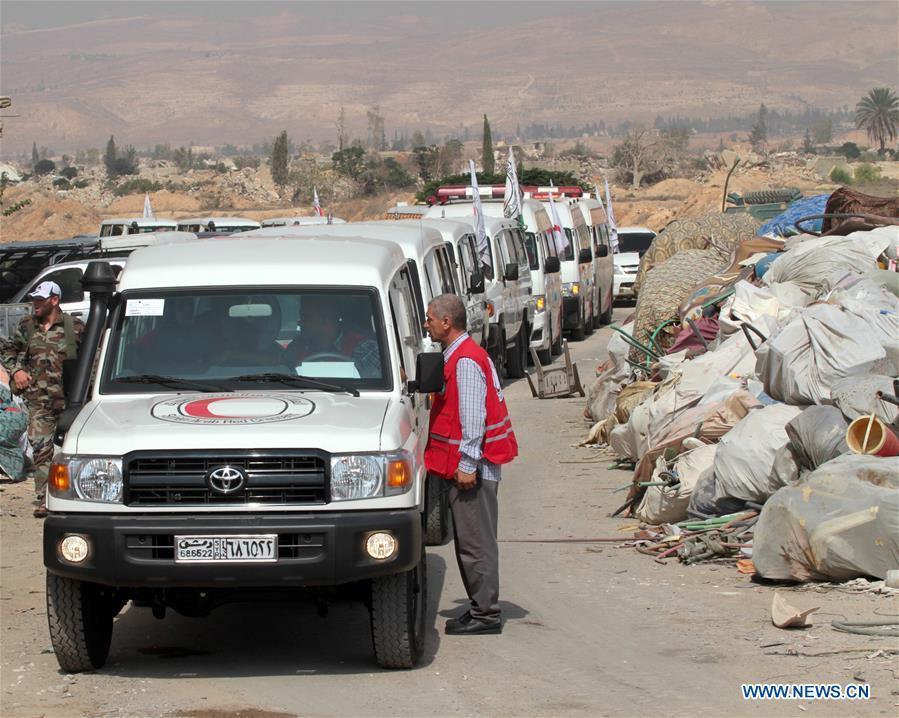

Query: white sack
[
  {"left": 753, "top": 454, "right": 899, "bottom": 581},
  {"left": 718, "top": 280, "right": 811, "bottom": 337},
  {"left": 713, "top": 403, "right": 804, "bottom": 503},
  {"left": 755, "top": 303, "right": 888, "bottom": 405},
  {"left": 830, "top": 375, "right": 899, "bottom": 429},
  {"left": 636, "top": 444, "right": 717, "bottom": 524}
]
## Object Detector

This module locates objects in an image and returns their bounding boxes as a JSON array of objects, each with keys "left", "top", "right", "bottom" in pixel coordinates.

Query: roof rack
[{"left": 430, "top": 184, "right": 583, "bottom": 204}]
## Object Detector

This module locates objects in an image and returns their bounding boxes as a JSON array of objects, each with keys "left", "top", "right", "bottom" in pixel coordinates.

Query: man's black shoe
[{"left": 444, "top": 615, "right": 502, "bottom": 635}]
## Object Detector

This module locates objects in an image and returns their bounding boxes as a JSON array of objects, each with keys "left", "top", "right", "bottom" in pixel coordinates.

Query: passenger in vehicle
[{"left": 286, "top": 296, "right": 381, "bottom": 378}]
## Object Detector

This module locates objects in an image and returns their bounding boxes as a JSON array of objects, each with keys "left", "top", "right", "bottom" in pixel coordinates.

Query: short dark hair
[{"left": 429, "top": 294, "right": 466, "bottom": 331}]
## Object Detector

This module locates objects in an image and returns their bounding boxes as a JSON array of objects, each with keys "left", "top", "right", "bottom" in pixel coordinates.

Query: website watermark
[{"left": 741, "top": 683, "right": 871, "bottom": 701}]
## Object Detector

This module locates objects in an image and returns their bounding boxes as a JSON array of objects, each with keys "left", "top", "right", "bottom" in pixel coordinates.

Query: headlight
[
  {"left": 534, "top": 295, "right": 546, "bottom": 312},
  {"left": 562, "top": 282, "right": 581, "bottom": 297},
  {"left": 50, "top": 455, "right": 123, "bottom": 503},
  {"left": 330, "top": 453, "right": 413, "bottom": 501}
]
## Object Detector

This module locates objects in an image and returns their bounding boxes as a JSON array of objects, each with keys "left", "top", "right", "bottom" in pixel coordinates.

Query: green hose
[{"left": 831, "top": 620, "right": 899, "bottom": 637}]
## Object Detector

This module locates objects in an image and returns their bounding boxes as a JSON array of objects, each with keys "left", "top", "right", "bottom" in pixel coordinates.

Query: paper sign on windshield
[{"left": 126, "top": 298, "right": 165, "bottom": 317}]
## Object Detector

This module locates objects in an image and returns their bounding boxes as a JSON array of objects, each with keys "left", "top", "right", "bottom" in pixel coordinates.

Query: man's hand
[
  {"left": 454, "top": 468, "right": 477, "bottom": 491},
  {"left": 12, "top": 370, "right": 32, "bottom": 391}
]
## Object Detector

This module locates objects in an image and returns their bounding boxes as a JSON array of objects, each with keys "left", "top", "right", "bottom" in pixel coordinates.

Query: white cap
[{"left": 28, "top": 281, "right": 62, "bottom": 299}]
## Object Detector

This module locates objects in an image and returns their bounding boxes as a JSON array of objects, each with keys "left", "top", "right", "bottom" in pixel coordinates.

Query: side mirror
[
  {"left": 504, "top": 262, "right": 519, "bottom": 282},
  {"left": 578, "top": 248, "right": 593, "bottom": 264},
  {"left": 543, "top": 256, "right": 560, "bottom": 274},
  {"left": 469, "top": 272, "right": 485, "bottom": 294},
  {"left": 408, "top": 352, "right": 445, "bottom": 394},
  {"left": 596, "top": 244, "right": 609, "bottom": 258}
]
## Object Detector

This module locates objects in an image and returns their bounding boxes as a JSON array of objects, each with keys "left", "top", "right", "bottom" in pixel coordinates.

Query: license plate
[{"left": 174, "top": 534, "right": 277, "bottom": 563}]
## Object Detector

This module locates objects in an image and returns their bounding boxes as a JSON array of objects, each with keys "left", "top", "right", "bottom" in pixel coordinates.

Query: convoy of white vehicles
[{"left": 0, "top": 185, "right": 623, "bottom": 672}]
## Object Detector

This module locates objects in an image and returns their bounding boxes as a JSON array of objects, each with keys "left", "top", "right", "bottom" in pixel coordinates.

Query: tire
[
  {"left": 550, "top": 322, "right": 563, "bottom": 356},
  {"left": 46, "top": 573, "right": 114, "bottom": 672},
  {"left": 505, "top": 322, "right": 528, "bottom": 379},
  {"left": 536, "top": 346, "right": 552, "bottom": 366},
  {"left": 570, "top": 307, "right": 586, "bottom": 342},
  {"left": 424, "top": 474, "right": 449, "bottom": 546},
  {"left": 370, "top": 543, "right": 427, "bottom": 669},
  {"left": 599, "top": 295, "right": 613, "bottom": 325},
  {"left": 585, "top": 299, "right": 595, "bottom": 335}
]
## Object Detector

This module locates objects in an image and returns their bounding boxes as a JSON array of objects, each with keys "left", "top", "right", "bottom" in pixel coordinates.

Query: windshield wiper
[
  {"left": 116, "top": 374, "right": 233, "bottom": 393},
  {"left": 233, "top": 372, "right": 360, "bottom": 397}
]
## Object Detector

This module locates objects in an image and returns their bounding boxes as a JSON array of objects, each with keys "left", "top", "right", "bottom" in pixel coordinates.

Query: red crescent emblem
[{"left": 181, "top": 398, "right": 240, "bottom": 419}]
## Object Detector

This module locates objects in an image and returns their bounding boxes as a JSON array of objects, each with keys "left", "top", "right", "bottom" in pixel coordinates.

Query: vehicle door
[
  {"left": 508, "top": 227, "right": 533, "bottom": 326},
  {"left": 454, "top": 235, "right": 488, "bottom": 347},
  {"left": 575, "top": 223, "right": 595, "bottom": 317},
  {"left": 494, "top": 229, "right": 521, "bottom": 339},
  {"left": 593, "top": 223, "right": 613, "bottom": 315},
  {"left": 387, "top": 265, "right": 428, "bottom": 447},
  {"left": 541, "top": 231, "right": 563, "bottom": 341},
  {"left": 19, "top": 265, "right": 89, "bottom": 318}
]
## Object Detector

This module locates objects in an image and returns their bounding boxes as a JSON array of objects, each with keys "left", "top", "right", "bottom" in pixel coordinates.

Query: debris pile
[{"left": 586, "top": 187, "right": 899, "bottom": 582}]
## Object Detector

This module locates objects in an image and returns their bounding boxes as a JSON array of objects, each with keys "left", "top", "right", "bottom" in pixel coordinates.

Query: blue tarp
[{"left": 758, "top": 194, "right": 830, "bottom": 237}]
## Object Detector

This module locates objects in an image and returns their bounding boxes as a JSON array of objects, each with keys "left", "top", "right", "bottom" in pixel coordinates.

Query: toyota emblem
[{"left": 206, "top": 466, "right": 247, "bottom": 494}]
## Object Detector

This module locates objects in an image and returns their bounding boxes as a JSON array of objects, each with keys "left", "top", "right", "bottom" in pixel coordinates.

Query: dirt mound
[
  {"left": 2, "top": 185, "right": 101, "bottom": 241},
  {"left": 105, "top": 190, "right": 203, "bottom": 216}
]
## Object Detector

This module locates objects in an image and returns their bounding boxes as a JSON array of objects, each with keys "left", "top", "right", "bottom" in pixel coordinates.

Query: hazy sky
[{"left": 2, "top": 0, "right": 592, "bottom": 32}]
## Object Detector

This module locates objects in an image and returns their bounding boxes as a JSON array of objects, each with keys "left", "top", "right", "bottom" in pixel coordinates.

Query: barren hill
[{"left": 1, "top": 1, "right": 896, "bottom": 152}]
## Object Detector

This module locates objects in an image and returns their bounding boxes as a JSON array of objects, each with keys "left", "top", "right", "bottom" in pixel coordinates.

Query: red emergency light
[{"left": 431, "top": 184, "right": 584, "bottom": 204}]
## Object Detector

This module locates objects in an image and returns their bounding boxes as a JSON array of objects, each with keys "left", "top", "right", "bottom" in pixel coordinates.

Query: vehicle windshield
[
  {"left": 522, "top": 233, "right": 541, "bottom": 270},
  {"left": 102, "top": 288, "right": 391, "bottom": 393},
  {"left": 618, "top": 231, "right": 656, "bottom": 256}
]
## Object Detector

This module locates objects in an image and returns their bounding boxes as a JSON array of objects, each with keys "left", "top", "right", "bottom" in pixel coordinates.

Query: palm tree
[{"left": 855, "top": 87, "right": 899, "bottom": 154}]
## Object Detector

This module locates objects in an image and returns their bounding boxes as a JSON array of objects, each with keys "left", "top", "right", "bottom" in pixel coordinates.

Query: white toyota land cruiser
[{"left": 43, "top": 235, "right": 444, "bottom": 672}]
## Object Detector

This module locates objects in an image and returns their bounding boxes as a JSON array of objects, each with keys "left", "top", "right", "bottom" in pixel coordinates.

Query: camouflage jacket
[{"left": 0, "top": 313, "right": 85, "bottom": 415}]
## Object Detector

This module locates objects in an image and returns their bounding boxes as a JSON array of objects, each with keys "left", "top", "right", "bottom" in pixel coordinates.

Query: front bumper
[
  {"left": 529, "top": 310, "right": 550, "bottom": 351},
  {"left": 614, "top": 273, "right": 637, "bottom": 298},
  {"left": 44, "top": 509, "right": 421, "bottom": 588}
]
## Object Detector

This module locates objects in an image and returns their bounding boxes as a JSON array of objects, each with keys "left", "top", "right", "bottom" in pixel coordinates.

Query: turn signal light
[
  {"left": 387, "top": 459, "right": 411, "bottom": 488},
  {"left": 50, "top": 463, "right": 70, "bottom": 492},
  {"left": 486, "top": 302, "right": 495, "bottom": 317}
]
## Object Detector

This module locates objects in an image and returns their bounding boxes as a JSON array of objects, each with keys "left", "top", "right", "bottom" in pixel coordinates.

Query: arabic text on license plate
[{"left": 174, "top": 534, "right": 277, "bottom": 563}]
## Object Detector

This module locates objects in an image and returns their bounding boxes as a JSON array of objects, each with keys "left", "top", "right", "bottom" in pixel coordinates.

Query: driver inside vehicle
[{"left": 286, "top": 295, "right": 381, "bottom": 378}]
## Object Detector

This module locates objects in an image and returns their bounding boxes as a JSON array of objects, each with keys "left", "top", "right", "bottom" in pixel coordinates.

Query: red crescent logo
[{"left": 181, "top": 398, "right": 240, "bottom": 419}]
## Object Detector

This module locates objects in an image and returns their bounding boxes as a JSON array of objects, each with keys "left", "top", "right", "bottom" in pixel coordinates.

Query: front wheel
[
  {"left": 599, "top": 296, "right": 613, "bottom": 325},
  {"left": 570, "top": 308, "right": 586, "bottom": 342},
  {"left": 370, "top": 543, "right": 427, "bottom": 669},
  {"left": 424, "top": 474, "right": 449, "bottom": 545},
  {"left": 46, "top": 573, "right": 114, "bottom": 672}
]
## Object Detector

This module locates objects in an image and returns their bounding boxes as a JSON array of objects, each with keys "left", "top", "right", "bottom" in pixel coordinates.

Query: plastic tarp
[
  {"left": 636, "top": 444, "right": 717, "bottom": 525},
  {"left": 753, "top": 454, "right": 899, "bottom": 581},
  {"left": 0, "top": 385, "right": 28, "bottom": 481},
  {"left": 762, "top": 232, "right": 890, "bottom": 295},
  {"left": 784, "top": 405, "right": 849, "bottom": 472},
  {"left": 757, "top": 194, "right": 829, "bottom": 238},
  {"left": 830, "top": 375, "right": 899, "bottom": 430},
  {"left": 713, "top": 404, "right": 803, "bottom": 503},
  {"left": 828, "top": 276, "right": 899, "bottom": 369},
  {"left": 755, "top": 303, "right": 889, "bottom": 405},
  {"left": 586, "top": 322, "right": 634, "bottom": 422}
]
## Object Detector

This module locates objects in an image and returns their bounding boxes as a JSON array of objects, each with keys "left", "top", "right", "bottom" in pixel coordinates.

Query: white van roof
[
  {"left": 100, "top": 218, "right": 177, "bottom": 228},
  {"left": 400, "top": 218, "right": 477, "bottom": 242},
  {"left": 575, "top": 198, "right": 608, "bottom": 227},
  {"left": 260, "top": 216, "right": 346, "bottom": 227},
  {"left": 118, "top": 236, "right": 408, "bottom": 292},
  {"left": 99, "top": 231, "right": 196, "bottom": 252},
  {"left": 540, "top": 200, "right": 583, "bottom": 228},
  {"left": 423, "top": 201, "right": 508, "bottom": 220},
  {"left": 177, "top": 217, "right": 261, "bottom": 229}
]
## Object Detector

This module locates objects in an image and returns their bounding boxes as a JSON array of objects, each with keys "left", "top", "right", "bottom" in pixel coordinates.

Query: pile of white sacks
[{"left": 586, "top": 226, "right": 899, "bottom": 581}]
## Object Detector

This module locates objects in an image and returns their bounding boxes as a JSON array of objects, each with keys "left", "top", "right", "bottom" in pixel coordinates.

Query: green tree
[
  {"left": 802, "top": 128, "right": 814, "bottom": 153},
  {"left": 481, "top": 115, "right": 494, "bottom": 174},
  {"left": 855, "top": 87, "right": 899, "bottom": 154},
  {"left": 413, "top": 145, "right": 440, "bottom": 182},
  {"left": 438, "top": 138, "right": 464, "bottom": 176},
  {"left": 748, "top": 103, "right": 768, "bottom": 153},
  {"left": 31, "top": 142, "right": 39, "bottom": 169},
  {"left": 173, "top": 146, "right": 194, "bottom": 171},
  {"left": 270, "top": 130, "right": 290, "bottom": 187},
  {"left": 104, "top": 135, "right": 118, "bottom": 177},
  {"left": 838, "top": 142, "right": 861, "bottom": 159},
  {"left": 332, "top": 146, "right": 366, "bottom": 180},
  {"left": 34, "top": 159, "right": 56, "bottom": 176},
  {"left": 854, "top": 162, "right": 881, "bottom": 183}
]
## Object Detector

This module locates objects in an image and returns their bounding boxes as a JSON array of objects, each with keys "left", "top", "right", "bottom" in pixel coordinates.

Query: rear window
[{"left": 618, "top": 232, "right": 656, "bottom": 256}]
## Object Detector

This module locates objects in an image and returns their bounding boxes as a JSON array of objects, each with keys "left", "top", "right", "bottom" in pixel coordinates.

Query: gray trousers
[{"left": 448, "top": 477, "right": 500, "bottom": 620}]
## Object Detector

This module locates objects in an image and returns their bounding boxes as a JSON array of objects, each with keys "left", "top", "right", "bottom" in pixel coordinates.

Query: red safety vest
[{"left": 425, "top": 336, "right": 518, "bottom": 479}]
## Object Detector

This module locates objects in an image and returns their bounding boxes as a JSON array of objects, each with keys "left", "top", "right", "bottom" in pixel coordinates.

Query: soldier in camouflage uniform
[{"left": 0, "top": 281, "right": 84, "bottom": 515}]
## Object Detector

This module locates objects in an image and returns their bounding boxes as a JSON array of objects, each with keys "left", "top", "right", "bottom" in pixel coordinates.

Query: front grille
[{"left": 125, "top": 453, "right": 329, "bottom": 506}]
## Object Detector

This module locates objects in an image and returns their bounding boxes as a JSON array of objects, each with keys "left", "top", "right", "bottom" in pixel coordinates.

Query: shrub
[
  {"left": 59, "top": 166, "right": 79, "bottom": 180},
  {"left": 234, "top": 155, "right": 260, "bottom": 170},
  {"left": 113, "top": 178, "right": 162, "bottom": 196},
  {"left": 853, "top": 163, "right": 882, "bottom": 183},
  {"left": 829, "top": 167, "right": 852, "bottom": 184},
  {"left": 34, "top": 159, "right": 56, "bottom": 175},
  {"left": 73, "top": 179, "right": 90, "bottom": 189},
  {"left": 52, "top": 178, "right": 71, "bottom": 189},
  {"left": 838, "top": 142, "right": 861, "bottom": 159}
]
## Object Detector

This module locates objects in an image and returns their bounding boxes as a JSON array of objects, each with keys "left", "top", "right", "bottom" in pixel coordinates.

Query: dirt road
[{"left": 2, "top": 310, "right": 897, "bottom": 717}]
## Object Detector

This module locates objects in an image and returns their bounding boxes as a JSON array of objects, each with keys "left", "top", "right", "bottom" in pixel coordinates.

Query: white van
[
  {"left": 422, "top": 205, "right": 533, "bottom": 378},
  {"left": 542, "top": 199, "right": 596, "bottom": 340},
  {"left": 403, "top": 218, "right": 490, "bottom": 351},
  {"left": 10, "top": 232, "right": 197, "bottom": 318},
  {"left": 518, "top": 199, "right": 562, "bottom": 363},
  {"left": 614, "top": 227, "right": 656, "bottom": 300},
  {"left": 44, "top": 235, "right": 441, "bottom": 672},
  {"left": 176, "top": 217, "right": 261, "bottom": 233},
  {"left": 99, "top": 218, "right": 178, "bottom": 237},
  {"left": 576, "top": 198, "right": 614, "bottom": 325},
  {"left": 260, "top": 216, "right": 346, "bottom": 227}
]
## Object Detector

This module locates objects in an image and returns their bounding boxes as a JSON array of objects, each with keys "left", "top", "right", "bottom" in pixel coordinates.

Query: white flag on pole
[
  {"left": 502, "top": 147, "right": 522, "bottom": 223},
  {"left": 546, "top": 185, "right": 569, "bottom": 257},
  {"left": 469, "top": 160, "right": 490, "bottom": 271},
  {"left": 603, "top": 177, "right": 619, "bottom": 253},
  {"left": 142, "top": 193, "right": 154, "bottom": 219},
  {"left": 312, "top": 187, "right": 323, "bottom": 217}
]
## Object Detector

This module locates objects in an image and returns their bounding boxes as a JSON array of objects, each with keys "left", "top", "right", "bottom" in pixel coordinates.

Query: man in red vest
[{"left": 424, "top": 294, "right": 518, "bottom": 635}]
